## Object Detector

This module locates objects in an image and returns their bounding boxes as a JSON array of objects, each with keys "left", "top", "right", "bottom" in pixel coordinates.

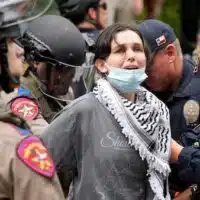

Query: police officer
[
  {"left": 7, "top": 15, "right": 87, "bottom": 123},
  {"left": 57, "top": 0, "right": 107, "bottom": 41},
  {"left": 0, "top": 0, "right": 65, "bottom": 199},
  {"left": 56, "top": 0, "right": 108, "bottom": 97},
  {"left": 139, "top": 19, "right": 200, "bottom": 199}
]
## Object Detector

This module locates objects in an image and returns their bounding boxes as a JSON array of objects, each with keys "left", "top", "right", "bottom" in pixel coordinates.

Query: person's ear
[
  {"left": 87, "top": 7, "right": 97, "bottom": 20},
  {"left": 166, "top": 44, "right": 176, "bottom": 63},
  {"left": 95, "top": 59, "right": 108, "bottom": 74}
]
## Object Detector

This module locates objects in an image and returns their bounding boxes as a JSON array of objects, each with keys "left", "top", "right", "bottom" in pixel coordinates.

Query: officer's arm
[
  {"left": 40, "top": 106, "right": 78, "bottom": 197},
  {"left": 171, "top": 139, "right": 200, "bottom": 184},
  {"left": 12, "top": 136, "right": 65, "bottom": 200}
]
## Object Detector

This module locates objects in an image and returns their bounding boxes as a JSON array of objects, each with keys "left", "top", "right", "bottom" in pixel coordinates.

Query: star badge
[
  {"left": 183, "top": 100, "right": 200, "bottom": 125},
  {"left": 10, "top": 97, "right": 39, "bottom": 121}
]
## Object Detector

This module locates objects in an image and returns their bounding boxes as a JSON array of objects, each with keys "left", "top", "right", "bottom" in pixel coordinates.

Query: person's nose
[{"left": 126, "top": 48, "right": 135, "bottom": 62}]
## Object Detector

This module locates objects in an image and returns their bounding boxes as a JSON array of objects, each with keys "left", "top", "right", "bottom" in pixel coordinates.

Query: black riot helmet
[
  {"left": 56, "top": 0, "right": 101, "bottom": 27},
  {"left": 21, "top": 15, "right": 86, "bottom": 67},
  {"left": 19, "top": 15, "right": 87, "bottom": 97},
  {"left": 0, "top": 0, "right": 54, "bottom": 93}
]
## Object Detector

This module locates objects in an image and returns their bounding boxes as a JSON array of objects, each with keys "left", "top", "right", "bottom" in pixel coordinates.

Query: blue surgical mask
[{"left": 105, "top": 63, "right": 147, "bottom": 93}]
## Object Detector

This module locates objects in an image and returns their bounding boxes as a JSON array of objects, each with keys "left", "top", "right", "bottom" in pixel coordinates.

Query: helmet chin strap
[
  {"left": 0, "top": 39, "right": 20, "bottom": 93},
  {"left": 38, "top": 85, "right": 72, "bottom": 104}
]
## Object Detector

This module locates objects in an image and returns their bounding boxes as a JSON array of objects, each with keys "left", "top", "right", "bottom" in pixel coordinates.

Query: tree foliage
[{"left": 136, "top": 0, "right": 180, "bottom": 36}]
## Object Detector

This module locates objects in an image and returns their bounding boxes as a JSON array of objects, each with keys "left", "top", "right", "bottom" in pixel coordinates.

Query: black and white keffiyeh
[{"left": 93, "top": 78, "right": 171, "bottom": 200}]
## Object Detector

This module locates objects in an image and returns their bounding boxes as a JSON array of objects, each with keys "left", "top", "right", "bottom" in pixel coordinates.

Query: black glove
[
  {"left": 191, "top": 184, "right": 200, "bottom": 200},
  {"left": 178, "top": 146, "right": 200, "bottom": 184}
]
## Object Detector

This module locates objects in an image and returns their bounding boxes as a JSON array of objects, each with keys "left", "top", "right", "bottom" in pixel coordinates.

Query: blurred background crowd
[{"left": 45, "top": 0, "right": 199, "bottom": 57}]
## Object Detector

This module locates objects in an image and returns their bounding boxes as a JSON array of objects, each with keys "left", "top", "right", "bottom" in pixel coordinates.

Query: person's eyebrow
[{"left": 112, "top": 42, "right": 143, "bottom": 50}]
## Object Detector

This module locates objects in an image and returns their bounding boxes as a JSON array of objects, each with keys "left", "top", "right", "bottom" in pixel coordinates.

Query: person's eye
[
  {"left": 133, "top": 46, "right": 143, "bottom": 52},
  {"left": 114, "top": 47, "right": 125, "bottom": 54}
]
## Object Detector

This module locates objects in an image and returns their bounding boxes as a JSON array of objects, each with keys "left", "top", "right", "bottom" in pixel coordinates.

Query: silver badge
[{"left": 183, "top": 100, "right": 200, "bottom": 125}]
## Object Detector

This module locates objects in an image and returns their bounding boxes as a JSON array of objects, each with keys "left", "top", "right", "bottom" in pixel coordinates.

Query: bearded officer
[{"left": 139, "top": 19, "right": 200, "bottom": 200}]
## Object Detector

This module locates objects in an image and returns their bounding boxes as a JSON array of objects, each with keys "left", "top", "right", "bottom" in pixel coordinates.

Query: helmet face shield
[
  {"left": 0, "top": 0, "right": 54, "bottom": 29},
  {"left": 0, "top": 0, "right": 54, "bottom": 94},
  {"left": 48, "top": 64, "right": 76, "bottom": 96}
]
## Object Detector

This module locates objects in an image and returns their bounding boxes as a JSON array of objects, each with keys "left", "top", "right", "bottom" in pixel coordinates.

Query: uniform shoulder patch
[
  {"left": 183, "top": 100, "right": 200, "bottom": 124},
  {"left": 10, "top": 97, "right": 39, "bottom": 121},
  {"left": 16, "top": 136, "right": 55, "bottom": 178}
]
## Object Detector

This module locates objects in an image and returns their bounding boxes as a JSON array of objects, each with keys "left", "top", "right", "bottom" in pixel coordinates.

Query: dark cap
[{"left": 138, "top": 19, "right": 176, "bottom": 55}]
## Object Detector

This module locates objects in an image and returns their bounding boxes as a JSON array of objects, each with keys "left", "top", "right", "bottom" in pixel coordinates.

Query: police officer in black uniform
[
  {"left": 139, "top": 19, "right": 200, "bottom": 199},
  {"left": 17, "top": 15, "right": 87, "bottom": 123},
  {"left": 56, "top": 0, "right": 108, "bottom": 97}
]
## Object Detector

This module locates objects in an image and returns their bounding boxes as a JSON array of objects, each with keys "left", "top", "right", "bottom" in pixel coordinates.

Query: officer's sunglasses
[{"left": 98, "top": 2, "right": 107, "bottom": 10}]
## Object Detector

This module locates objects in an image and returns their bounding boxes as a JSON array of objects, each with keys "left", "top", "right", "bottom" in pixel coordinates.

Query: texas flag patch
[
  {"left": 16, "top": 136, "right": 55, "bottom": 178},
  {"left": 155, "top": 35, "right": 166, "bottom": 46}
]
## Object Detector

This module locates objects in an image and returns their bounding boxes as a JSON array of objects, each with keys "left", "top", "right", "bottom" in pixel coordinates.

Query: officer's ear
[
  {"left": 165, "top": 44, "right": 176, "bottom": 64},
  {"left": 95, "top": 59, "right": 108, "bottom": 74},
  {"left": 87, "top": 7, "right": 97, "bottom": 20}
]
